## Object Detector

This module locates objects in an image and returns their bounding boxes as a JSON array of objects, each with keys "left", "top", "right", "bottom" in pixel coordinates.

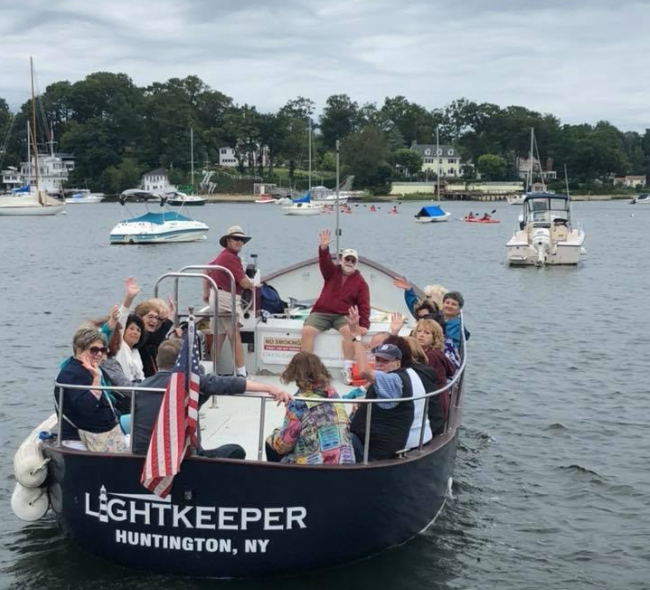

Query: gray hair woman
[{"left": 55, "top": 327, "right": 123, "bottom": 450}]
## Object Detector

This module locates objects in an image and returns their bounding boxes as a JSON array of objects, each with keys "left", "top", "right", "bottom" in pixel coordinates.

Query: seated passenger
[
  {"left": 135, "top": 297, "right": 176, "bottom": 377},
  {"left": 398, "top": 336, "right": 446, "bottom": 439},
  {"left": 442, "top": 291, "right": 470, "bottom": 349},
  {"left": 301, "top": 229, "right": 370, "bottom": 382},
  {"left": 132, "top": 340, "right": 292, "bottom": 456},
  {"left": 111, "top": 277, "right": 146, "bottom": 382},
  {"left": 346, "top": 307, "right": 414, "bottom": 461},
  {"left": 55, "top": 327, "right": 126, "bottom": 451},
  {"left": 393, "top": 276, "right": 447, "bottom": 316},
  {"left": 265, "top": 352, "right": 355, "bottom": 465}
]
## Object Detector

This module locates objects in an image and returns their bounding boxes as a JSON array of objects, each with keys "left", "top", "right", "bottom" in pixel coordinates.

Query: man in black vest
[
  {"left": 132, "top": 340, "right": 291, "bottom": 457},
  {"left": 347, "top": 306, "right": 414, "bottom": 462}
]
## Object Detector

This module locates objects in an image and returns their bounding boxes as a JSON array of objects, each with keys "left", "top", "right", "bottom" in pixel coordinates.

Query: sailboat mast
[
  {"left": 528, "top": 127, "right": 534, "bottom": 192},
  {"left": 29, "top": 57, "right": 42, "bottom": 204},
  {"left": 26, "top": 121, "right": 31, "bottom": 187},
  {"left": 436, "top": 125, "right": 440, "bottom": 202},
  {"left": 335, "top": 139, "right": 340, "bottom": 260},
  {"left": 308, "top": 118, "right": 312, "bottom": 193},
  {"left": 190, "top": 127, "right": 195, "bottom": 194}
]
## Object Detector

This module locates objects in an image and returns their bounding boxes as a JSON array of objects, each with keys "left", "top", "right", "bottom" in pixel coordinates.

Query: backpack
[{"left": 260, "top": 283, "right": 286, "bottom": 314}]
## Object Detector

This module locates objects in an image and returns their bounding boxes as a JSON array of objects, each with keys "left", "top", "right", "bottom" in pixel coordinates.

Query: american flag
[{"left": 140, "top": 320, "right": 201, "bottom": 498}]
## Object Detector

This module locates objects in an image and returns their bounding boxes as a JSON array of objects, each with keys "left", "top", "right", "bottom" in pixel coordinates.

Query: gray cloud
[{"left": 1, "top": 0, "right": 649, "bottom": 131}]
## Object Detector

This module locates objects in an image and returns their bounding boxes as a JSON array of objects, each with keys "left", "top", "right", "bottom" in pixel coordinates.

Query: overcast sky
[{"left": 2, "top": 0, "right": 649, "bottom": 132}]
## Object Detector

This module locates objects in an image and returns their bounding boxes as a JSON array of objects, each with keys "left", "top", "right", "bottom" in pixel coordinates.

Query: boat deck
[{"left": 198, "top": 371, "right": 356, "bottom": 461}]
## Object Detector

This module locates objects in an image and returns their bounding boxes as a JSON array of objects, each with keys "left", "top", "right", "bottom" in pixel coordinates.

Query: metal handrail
[
  {"left": 53, "top": 317, "right": 467, "bottom": 465},
  {"left": 154, "top": 268, "right": 237, "bottom": 377}
]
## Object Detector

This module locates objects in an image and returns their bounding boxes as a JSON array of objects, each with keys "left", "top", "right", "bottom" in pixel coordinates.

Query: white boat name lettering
[{"left": 85, "top": 491, "right": 307, "bottom": 531}]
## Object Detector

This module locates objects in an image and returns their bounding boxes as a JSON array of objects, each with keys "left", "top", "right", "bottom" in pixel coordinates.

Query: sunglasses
[
  {"left": 344, "top": 256, "right": 357, "bottom": 263},
  {"left": 229, "top": 236, "right": 246, "bottom": 242},
  {"left": 88, "top": 346, "right": 108, "bottom": 355}
]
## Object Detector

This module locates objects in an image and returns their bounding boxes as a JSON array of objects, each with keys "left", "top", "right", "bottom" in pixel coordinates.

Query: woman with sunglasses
[{"left": 55, "top": 327, "right": 124, "bottom": 450}]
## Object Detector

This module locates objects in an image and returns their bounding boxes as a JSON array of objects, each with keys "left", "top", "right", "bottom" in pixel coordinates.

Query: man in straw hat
[
  {"left": 203, "top": 225, "right": 253, "bottom": 377},
  {"left": 301, "top": 229, "right": 370, "bottom": 382}
]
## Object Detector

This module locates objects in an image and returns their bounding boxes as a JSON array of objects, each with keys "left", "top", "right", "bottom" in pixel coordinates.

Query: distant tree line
[{"left": 1, "top": 73, "right": 649, "bottom": 195}]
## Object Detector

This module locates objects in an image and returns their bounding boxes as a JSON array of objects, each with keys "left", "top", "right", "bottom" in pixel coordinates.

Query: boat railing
[
  {"left": 154, "top": 268, "right": 238, "bottom": 376},
  {"left": 52, "top": 318, "right": 467, "bottom": 466}
]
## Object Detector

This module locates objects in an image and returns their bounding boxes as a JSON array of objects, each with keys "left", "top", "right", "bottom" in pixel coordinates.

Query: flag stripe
[{"left": 141, "top": 326, "right": 202, "bottom": 498}]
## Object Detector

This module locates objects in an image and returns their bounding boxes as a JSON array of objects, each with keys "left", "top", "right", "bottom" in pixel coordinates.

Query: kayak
[{"left": 463, "top": 217, "right": 500, "bottom": 224}]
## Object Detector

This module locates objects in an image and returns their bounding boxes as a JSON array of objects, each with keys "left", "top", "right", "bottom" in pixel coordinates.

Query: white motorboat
[
  {"left": 165, "top": 191, "right": 207, "bottom": 206},
  {"left": 414, "top": 205, "right": 451, "bottom": 223},
  {"left": 506, "top": 194, "right": 525, "bottom": 206},
  {"left": 64, "top": 190, "right": 105, "bottom": 204},
  {"left": 506, "top": 192, "right": 585, "bottom": 266},
  {"left": 255, "top": 194, "right": 275, "bottom": 204},
  {"left": 109, "top": 189, "right": 209, "bottom": 244},
  {"left": 275, "top": 196, "right": 293, "bottom": 206},
  {"left": 630, "top": 194, "right": 650, "bottom": 204},
  {"left": 282, "top": 202, "right": 323, "bottom": 215},
  {"left": 309, "top": 186, "right": 349, "bottom": 206}
]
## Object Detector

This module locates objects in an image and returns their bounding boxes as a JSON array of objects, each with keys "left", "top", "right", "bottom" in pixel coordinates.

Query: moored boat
[
  {"left": 15, "top": 250, "right": 468, "bottom": 578},
  {"left": 64, "top": 190, "right": 105, "bottom": 204},
  {"left": 109, "top": 189, "right": 208, "bottom": 244},
  {"left": 630, "top": 193, "right": 650, "bottom": 204},
  {"left": 414, "top": 205, "right": 451, "bottom": 223},
  {"left": 166, "top": 191, "right": 207, "bottom": 207},
  {"left": 506, "top": 192, "right": 585, "bottom": 266}
]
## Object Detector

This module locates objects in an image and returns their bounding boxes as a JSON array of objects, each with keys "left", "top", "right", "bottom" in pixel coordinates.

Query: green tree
[
  {"left": 477, "top": 154, "right": 507, "bottom": 180},
  {"left": 394, "top": 148, "right": 423, "bottom": 177},
  {"left": 319, "top": 94, "right": 359, "bottom": 150},
  {"left": 341, "top": 126, "right": 392, "bottom": 194}
]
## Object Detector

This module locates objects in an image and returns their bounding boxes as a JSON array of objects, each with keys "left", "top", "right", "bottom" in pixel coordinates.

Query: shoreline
[{"left": 199, "top": 193, "right": 633, "bottom": 203}]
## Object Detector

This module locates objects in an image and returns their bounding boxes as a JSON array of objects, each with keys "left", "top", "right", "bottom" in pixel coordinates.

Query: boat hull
[
  {"left": 167, "top": 198, "right": 207, "bottom": 206},
  {"left": 0, "top": 204, "right": 64, "bottom": 216},
  {"left": 415, "top": 212, "right": 451, "bottom": 223},
  {"left": 506, "top": 231, "right": 585, "bottom": 265},
  {"left": 43, "top": 430, "right": 458, "bottom": 578},
  {"left": 65, "top": 197, "right": 104, "bottom": 204},
  {"left": 110, "top": 229, "right": 208, "bottom": 244}
]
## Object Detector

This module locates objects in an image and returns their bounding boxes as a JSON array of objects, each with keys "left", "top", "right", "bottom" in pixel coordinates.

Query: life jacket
[{"left": 350, "top": 369, "right": 414, "bottom": 460}]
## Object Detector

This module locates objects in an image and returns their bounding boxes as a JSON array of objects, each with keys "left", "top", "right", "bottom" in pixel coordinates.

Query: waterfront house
[
  {"left": 1, "top": 152, "right": 74, "bottom": 193},
  {"left": 142, "top": 168, "right": 176, "bottom": 192},
  {"left": 410, "top": 141, "right": 463, "bottom": 177},
  {"left": 516, "top": 155, "right": 557, "bottom": 182},
  {"left": 613, "top": 175, "right": 646, "bottom": 188}
]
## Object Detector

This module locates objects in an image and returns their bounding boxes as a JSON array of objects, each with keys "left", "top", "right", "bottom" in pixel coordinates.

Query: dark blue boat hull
[{"left": 44, "top": 430, "right": 458, "bottom": 578}]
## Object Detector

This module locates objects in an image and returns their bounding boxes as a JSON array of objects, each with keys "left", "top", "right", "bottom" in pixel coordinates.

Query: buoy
[
  {"left": 14, "top": 440, "right": 49, "bottom": 488},
  {"left": 11, "top": 482, "right": 49, "bottom": 521},
  {"left": 13, "top": 414, "right": 57, "bottom": 488}
]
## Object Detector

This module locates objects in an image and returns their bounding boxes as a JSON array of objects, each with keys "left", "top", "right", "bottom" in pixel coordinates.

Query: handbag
[
  {"left": 56, "top": 389, "right": 129, "bottom": 454},
  {"left": 78, "top": 423, "right": 129, "bottom": 453}
]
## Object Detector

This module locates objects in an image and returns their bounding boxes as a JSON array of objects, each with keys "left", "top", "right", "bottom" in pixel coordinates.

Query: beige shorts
[{"left": 210, "top": 289, "right": 242, "bottom": 331}]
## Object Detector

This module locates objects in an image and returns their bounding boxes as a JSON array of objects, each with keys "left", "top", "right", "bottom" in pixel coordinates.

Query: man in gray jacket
[{"left": 132, "top": 340, "right": 291, "bottom": 458}]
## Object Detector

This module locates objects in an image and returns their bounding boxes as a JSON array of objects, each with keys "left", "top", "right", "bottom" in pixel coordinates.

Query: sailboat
[
  {"left": 507, "top": 128, "right": 536, "bottom": 206},
  {"left": 282, "top": 118, "right": 323, "bottom": 215},
  {"left": 414, "top": 126, "right": 450, "bottom": 223},
  {"left": 0, "top": 58, "right": 65, "bottom": 216}
]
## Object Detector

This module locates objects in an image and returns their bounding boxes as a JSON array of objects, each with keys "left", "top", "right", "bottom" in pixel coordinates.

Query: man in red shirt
[
  {"left": 202, "top": 225, "right": 254, "bottom": 376},
  {"left": 301, "top": 229, "right": 370, "bottom": 377}
]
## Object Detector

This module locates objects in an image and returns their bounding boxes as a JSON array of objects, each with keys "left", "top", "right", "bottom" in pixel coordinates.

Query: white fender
[
  {"left": 11, "top": 482, "right": 49, "bottom": 521},
  {"left": 14, "top": 413, "right": 57, "bottom": 488}
]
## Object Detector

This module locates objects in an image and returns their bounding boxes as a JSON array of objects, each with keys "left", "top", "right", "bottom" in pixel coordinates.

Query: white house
[
  {"left": 142, "top": 168, "right": 176, "bottom": 192},
  {"left": 516, "top": 155, "right": 557, "bottom": 182},
  {"left": 1, "top": 152, "right": 75, "bottom": 193},
  {"left": 410, "top": 141, "right": 463, "bottom": 177},
  {"left": 613, "top": 175, "right": 646, "bottom": 188},
  {"left": 218, "top": 144, "right": 271, "bottom": 168}
]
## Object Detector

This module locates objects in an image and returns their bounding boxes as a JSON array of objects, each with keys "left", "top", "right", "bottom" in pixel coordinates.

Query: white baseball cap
[{"left": 341, "top": 248, "right": 358, "bottom": 261}]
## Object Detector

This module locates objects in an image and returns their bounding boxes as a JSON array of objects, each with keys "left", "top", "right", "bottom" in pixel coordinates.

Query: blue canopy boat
[{"left": 414, "top": 205, "right": 451, "bottom": 223}]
